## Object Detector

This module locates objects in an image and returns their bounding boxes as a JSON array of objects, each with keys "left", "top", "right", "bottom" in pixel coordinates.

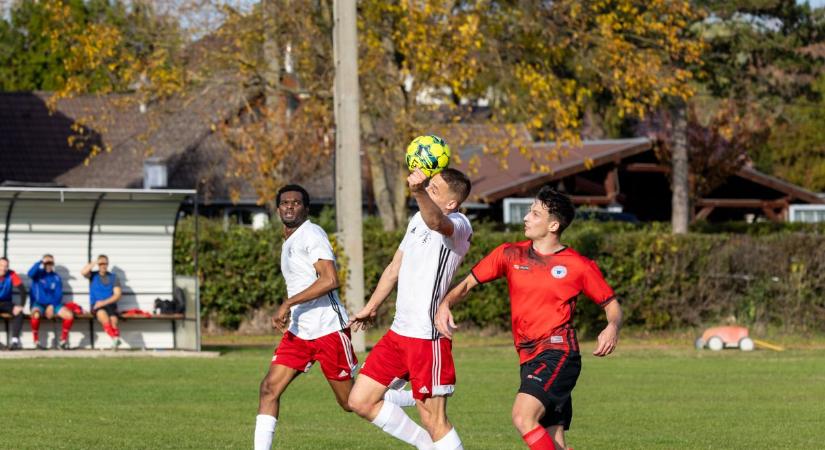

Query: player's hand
[
  {"left": 272, "top": 302, "right": 290, "bottom": 332},
  {"left": 347, "top": 307, "right": 377, "bottom": 332},
  {"left": 434, "top": 303, "right": 458, "bottom": 339},
  {"left": 593, "top": 323, "right": 619, "bottom": 357},
  {"left": 407, "top": 168, "right": 428, "bottom": 193}
]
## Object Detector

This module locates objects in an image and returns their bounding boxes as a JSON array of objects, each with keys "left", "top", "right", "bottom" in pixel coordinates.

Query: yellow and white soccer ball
[{"left": 405, "top": 135, "right": 451, "bottom": 178}]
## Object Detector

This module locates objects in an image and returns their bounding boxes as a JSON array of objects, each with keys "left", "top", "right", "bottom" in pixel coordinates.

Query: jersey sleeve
[
  {"left": 446, "top": 214, "right": 472, "bottom": 250},
  {"left": 307, "top": 228, "right": 335, "bottom": 262},
  {"left": 471, "top": 244, "right": 508, "bottom": 284},
  {"left": 398, "top": 214, "right": 418, "bottom": 253},
  {"left": 581, "top": 259, "right": 615, "bottom": 306}
]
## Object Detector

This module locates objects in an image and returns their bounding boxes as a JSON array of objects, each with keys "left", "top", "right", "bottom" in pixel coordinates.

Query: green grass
[{"left": 2, "top": 340, "right": 825, "bottom": 449}]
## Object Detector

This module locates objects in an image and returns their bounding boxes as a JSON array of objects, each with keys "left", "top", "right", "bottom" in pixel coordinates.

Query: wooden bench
[{"left": 0, "top": 312, "right": 186, "bottom": 349}]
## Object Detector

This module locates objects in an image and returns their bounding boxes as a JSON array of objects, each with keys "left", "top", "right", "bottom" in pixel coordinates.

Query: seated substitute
[
  {"left": 28, "top": 254, "right": 74, "bottom": 350},
  {"left": 0, "top": 257, "right": 27, "bottom": 350},
  {"left": 81, "top": 255, "right": 123, "bottom": 349}
]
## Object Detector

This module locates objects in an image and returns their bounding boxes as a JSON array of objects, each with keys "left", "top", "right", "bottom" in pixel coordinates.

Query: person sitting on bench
[
  {"left": 29, "top": 254, "right": 74, "bottom": 350},
  {"left": 0, "top": 257, "right": 27, "bottom": 350},
  {"left": 82, "top": 255, "right": 123, "bottom": 350}
]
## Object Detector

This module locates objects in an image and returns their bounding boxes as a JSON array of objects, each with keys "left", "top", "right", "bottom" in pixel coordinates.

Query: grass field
[{"left": 2, "top": 337, "right": 825, "bottom": 449}]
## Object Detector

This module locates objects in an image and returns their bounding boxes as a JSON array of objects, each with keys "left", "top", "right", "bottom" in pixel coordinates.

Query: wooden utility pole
[
  {"left": 333, "top": 0, "right": 365, "bottom": 352},
  {"left": 671, "top": 103, "right": 690, "bottom": 234}
]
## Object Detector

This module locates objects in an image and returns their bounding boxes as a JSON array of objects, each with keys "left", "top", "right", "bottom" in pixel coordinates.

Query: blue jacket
[{"left": 28, "top": 262, "right": 63, "bottom": 307}]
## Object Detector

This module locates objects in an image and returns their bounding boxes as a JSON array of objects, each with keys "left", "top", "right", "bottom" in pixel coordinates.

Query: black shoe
[
  {"left": 9, "top": 341, "right": 21, "bottom": 351},
  {"left": 35, "top": 342, "right": 47, "bottom": 350},
  {"left": 59, "top": 340, "right": 70, "bottom": 350}
]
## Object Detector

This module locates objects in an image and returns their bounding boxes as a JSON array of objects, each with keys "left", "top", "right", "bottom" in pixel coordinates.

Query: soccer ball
[{"left": 405, "top": 135, "right": 451, "bottom": 177}]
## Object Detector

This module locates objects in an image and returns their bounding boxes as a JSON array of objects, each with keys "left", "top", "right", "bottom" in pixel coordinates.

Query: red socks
[
  {"left": 103, "top": 323, "right": 120, "bottom": 338},
  {"left": 522, "top": 425, "right": 556, "bottom": 450},
  {"left": 61, "top": 317, "right": 74, "bottom": 340},
  {"left": 31, "top": 316, "right": 41, "bottom": 342}
]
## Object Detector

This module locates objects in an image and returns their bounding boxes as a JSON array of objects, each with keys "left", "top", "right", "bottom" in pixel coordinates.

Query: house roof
[
  {"left": 0, "top": 92, "right": 144, "bottom": 185},
  {"left": 451, "top": 137, "right": 652, "bottom": 202},
  {"left": 735, "top": 166, "right": 824, "bottom": 204}
]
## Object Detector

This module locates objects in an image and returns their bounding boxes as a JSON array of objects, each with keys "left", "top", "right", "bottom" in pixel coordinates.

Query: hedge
[{"left": 175, "top": 214, "right": 825, "bottom": 333}]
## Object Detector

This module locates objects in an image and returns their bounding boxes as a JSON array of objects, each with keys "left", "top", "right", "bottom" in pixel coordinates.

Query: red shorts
[
  {"left": 272, "top": 328, "right": 358, "bottom": 381},
  {"left": 360, "top": 330, "right": 455, "bottom": 400}
]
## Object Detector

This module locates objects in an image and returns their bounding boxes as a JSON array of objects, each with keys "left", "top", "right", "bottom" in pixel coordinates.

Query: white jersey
[
  {"left": 281, "top": 220, "right": 349, "bottom": 340},
  {"left": 391, "top": 211, "right": 473, "bottom": 340}
]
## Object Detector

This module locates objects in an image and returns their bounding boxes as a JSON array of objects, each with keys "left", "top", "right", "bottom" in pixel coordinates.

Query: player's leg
[
  {"left": 95, "top": 308, "right": 112, "bottom": 335},
  {"left": 56, "top": 306, "right": 74, "bottom": 349},
  {"left": 540, "top": 396, "right": 573, "bottom": 450},
  {"left": 316, "top": 329, "right": 358, "bottom": 411},
  {"left": 109, "top": 310, "right": 120, "bottom": 336},
  {"left": 416, "top": 396, "right": 462, "bottom": 449},
  {"left": 515, "top": 350, "right": 581, "bottom": 450},
  {"left": 383, "top": 380, "right": 416, "bottom": 407},
  {"left": 410, "top": 336, "right": 461, "bottom": 449},
  {"left": 109, "top": 311, "right": 121, "bottom": 348},
  {"left": 350, "top": 374, "right": 432, "bottom": 449},
  {"left": 44, "top": 304, "right": 55, "bottom": 319},
  {"left": 30, "top": 305, "right": 43, "bottom": 347},
  {"left": 255, "top": 331, "right": 310, "bottom": 450},
  {"left": 256, "top": 363, "right": 300, "bottom": 450},
  {"left": 513, "top": 393, "right": 555, "bottom": 449},
  {"left": 6, "top": 302, "right": 23, "bottom": 348},
  {"left": 349, "top": 331, "right": 432, "bottom": 449}
]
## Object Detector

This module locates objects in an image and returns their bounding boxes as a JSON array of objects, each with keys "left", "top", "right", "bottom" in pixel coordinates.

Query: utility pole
[
  {"left": 671, "top": 102, "right": 690, "bottom": 234},
  {"left": 333, "top": 0, "right": 365, "bottom": 352}
]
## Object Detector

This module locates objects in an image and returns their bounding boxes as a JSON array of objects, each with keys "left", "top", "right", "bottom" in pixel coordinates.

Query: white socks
[
  {"left": 371, "top": 401, "right": 433, "bottom": 449},
  {"left": 254, "top": 414, "right": 277, "bottom": 450},
  {"left": 433, "top": 427, "right": 463, "bottom": 450},
  {"left": 383, "top": 388, "right": 416, "bottom": 407}
]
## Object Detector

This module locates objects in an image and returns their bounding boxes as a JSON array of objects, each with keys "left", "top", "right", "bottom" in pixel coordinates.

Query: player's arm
[
  {"left": 273, "top": 259, "right": 339, "bottom": 331},
  {"left": 14, "top": 275, "right": 26, "bottom": 306},
  {"left": 348, "top": 248, "right": 403, "bottom": 331},
  {"left": 593, "top": 299, "right": 622, "bottom": 357},
  {"left": 80, "top": 261, "right": 95, "bottom": 278},
  {"left": 28, "top": 261, "right": 44, "bottom": 279},
  {"left": 95, "top": 286, "right": 123, "bottom": 309},
  {"left": 409, "top": 169, "right": 455, "bottom": 237},
  {"left": 434, "top": 274, "right": 479, "bottom": 339}
]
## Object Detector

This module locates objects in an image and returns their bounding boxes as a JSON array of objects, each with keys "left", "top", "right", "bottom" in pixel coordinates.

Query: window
[
  {"left": 503, "top": 198, "right": 534, "bottom": 224},
  {"left": 789, "top": 204, "right": 825, "bottom": 223}
]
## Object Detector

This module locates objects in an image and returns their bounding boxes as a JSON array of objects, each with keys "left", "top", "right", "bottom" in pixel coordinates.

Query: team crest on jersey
[{"left": 551, "top": 265, "right": 567, "bottom": 279}]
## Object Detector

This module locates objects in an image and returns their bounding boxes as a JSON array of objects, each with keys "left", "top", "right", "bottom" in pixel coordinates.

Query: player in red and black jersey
[{"left": 435, "top": 185, "right": 622, "bottom": 450}]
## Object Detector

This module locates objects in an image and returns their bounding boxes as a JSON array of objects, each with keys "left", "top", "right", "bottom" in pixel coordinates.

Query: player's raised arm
[
  {"left": 435, "top": 274, "right": 479, "bottom": 339},
  {"left": 409, "top": 168, "right": 456, "bottom": 237},
  {"left": 348, "top": 248, "right": 403, "bottom": 332}
]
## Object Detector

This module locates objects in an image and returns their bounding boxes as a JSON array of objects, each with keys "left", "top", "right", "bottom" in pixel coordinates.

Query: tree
[
  {"left": 19, "top": 0, "right": 707, "bottom": 230},
  {"left": 693, "top": 0, "right": 825, "bottom": 185}
]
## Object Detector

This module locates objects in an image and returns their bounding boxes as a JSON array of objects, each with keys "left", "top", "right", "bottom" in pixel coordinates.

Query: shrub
[{"left": 175, "top": 215, "right": 825, "bottom": 333}]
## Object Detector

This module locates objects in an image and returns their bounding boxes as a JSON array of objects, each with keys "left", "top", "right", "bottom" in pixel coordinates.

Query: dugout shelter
[{"left": 0, "top": 187, "right": 200, "bottom": 351}]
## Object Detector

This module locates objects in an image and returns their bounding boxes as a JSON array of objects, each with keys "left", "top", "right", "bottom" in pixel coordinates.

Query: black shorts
[
  {"left": 0, "top": 296, "right": 24, "bottom": 309},
  {"left": 519, "top": 349, "right": 582, "bottom": 430},
  {"left": 94, "top": 303, "right": 119, "bottom": 317}
]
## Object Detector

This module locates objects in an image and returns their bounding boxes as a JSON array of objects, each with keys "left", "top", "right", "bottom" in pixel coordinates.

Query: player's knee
[
  {"left": 511, "top": 410, "right": 536, "bottom": 435},
  {"left": 336, "top": 396, "right": 353, "bottom": 413},
  {"left": 346, "top": 394, "right": 371, "bottom": 418},
  {"left": 259, "top": 377, "right": 280, "bottom": 401}
]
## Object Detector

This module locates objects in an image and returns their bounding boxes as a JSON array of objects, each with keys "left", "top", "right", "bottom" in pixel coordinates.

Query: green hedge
[{"left": 175, "top": 215, "right": 825, "bottom": 333}]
